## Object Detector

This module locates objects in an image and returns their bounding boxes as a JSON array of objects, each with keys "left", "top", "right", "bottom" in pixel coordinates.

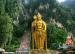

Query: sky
[{"left": 57, "top": 0, "right": 66, "bottom": 3}]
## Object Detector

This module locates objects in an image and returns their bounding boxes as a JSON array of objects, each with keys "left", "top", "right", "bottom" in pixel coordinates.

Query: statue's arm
[
  {"left": 43, "top": 21, "right": 46, "bottom": 31},
  {"left": 32, "top": 22, "right": 36, "bottom": 32},
  {"left": 32, "top": 22, "right": 34, "bottom": 32},
  {"left": 44, "top": 22, "right": 46, "bottom": 31}
]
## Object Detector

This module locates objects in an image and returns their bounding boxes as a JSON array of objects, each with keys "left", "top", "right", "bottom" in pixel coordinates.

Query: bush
[
  {"left": 47, "top": 23, "right": 67, "bottom": 49},
  {"left": 0, "top": 13, "right": 13, "bottom": 48}
]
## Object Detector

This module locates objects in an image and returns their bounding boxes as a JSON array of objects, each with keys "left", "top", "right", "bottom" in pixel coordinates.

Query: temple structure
[{"left": 65, "top": 32, "right": 74, "bottom": 46}]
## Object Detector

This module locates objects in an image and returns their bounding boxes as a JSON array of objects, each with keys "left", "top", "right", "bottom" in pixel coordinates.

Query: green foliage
[
  {"left": 5, "top": 37, "right": 21, "bottom": 52},
  {"left": 13, "top": 25, "right": 25, "bottom": 38},
  {"left": 0, "top": 13, "right": 13, "bottom": 48},
  {"left": 5, "top": 0, "right": 21, "bottom": 17},
  {"left": 47, "top": 23, "right": 67, "bottom": 49}
]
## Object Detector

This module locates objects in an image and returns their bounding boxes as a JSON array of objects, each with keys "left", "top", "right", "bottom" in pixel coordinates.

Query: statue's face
[
  {"left": 37, "top": 13, "right": 42, "bottom": 20},
  {"left": 37, "top": 16, "right": 41, "bottom": 20}
]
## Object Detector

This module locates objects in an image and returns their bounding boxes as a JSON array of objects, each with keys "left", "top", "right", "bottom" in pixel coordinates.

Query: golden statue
[{"left": 32, "top": 13, "right": 47, "bottom": 50}]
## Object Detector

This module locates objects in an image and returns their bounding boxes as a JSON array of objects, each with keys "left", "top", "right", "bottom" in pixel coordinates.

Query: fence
[
  {"left": 4, "top": 52, "right": 14, "bottom": 54},
  {"left": 16, "top": 51, "right": 29, "bottom": 54},
  {"left": 4, "top": 51, "right": 29, "bottom": 54},
  {"left": 15, "top": 48, "right": 30, "bottom": 54}
]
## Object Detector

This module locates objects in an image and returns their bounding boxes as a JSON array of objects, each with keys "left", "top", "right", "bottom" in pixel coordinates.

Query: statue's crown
[{"left": 37, "top": 13, "right": 42, "bottom": 18}]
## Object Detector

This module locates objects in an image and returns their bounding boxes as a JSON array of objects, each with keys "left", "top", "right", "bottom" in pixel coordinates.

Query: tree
[
  {"left": 47, "top": 23, "right": 67, "bottom": 49},
  {"left": 0, "top": 13, "right": 13, "bottom": 48},
  {"left": 0, "top": 0, "right": 13, "bottom": 48}
]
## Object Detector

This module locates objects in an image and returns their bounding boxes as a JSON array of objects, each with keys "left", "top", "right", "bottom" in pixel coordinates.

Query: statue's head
[
  {"left": 33, "top": 15, "right": 37, "bottom": 20},
  {"left": 37, "top": 12, "right": 42, "bottom": 20}
]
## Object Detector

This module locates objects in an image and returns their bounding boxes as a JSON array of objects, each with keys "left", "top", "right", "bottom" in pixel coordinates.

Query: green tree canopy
[{"left": 47, "top": 23, "right": 67, "bottom": 49}]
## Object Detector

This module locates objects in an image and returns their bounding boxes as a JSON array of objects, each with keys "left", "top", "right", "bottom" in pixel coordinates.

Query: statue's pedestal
[{"left": 30, "top": 49, "right": 52, "bottom": 54}]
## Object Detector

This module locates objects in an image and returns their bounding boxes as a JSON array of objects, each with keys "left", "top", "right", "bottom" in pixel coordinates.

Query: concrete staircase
[
  {"left": 20, "top": 31, "right": 30, "bottom": 49},
  {"left": 16, "top": 32, "right": 30, "bottom": 54}
]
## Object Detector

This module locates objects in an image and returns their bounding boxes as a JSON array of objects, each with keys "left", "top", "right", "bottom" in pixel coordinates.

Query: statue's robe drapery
[
  {"left": 32, "top": 19, "right": 47, "bottom": 49},
  {"left": 32, "top": 20, "right": 37, "bottom": 49}
]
